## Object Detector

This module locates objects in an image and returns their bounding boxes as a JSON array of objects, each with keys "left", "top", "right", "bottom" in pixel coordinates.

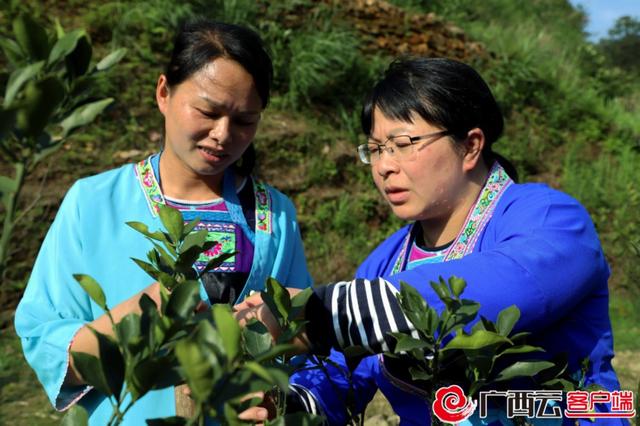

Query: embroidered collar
[
  {"left": 134, "top": 155, "right": 272, "bottom": 234},
  {"left": 391, "top": 161, "right": 513, "bottom": 274}
]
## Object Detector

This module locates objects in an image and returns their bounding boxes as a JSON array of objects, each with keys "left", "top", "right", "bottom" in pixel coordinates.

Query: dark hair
[
  {"left": 165, "top": 19, "right": 273, "bottom": 176},
  {"left": 361, "top": 57, "right": 518, "bottom": 181}
]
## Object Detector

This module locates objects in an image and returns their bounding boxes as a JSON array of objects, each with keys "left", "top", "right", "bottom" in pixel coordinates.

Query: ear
[
  {"left": 156, "top": 75, "right": 170, "bottom": 116},
  {"left": 462, "top": 127, "right": 486, "bottom": 172}
]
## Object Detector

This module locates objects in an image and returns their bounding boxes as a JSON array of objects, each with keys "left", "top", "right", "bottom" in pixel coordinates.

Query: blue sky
[{"left": 569, "top": 0, "right": 640, "bottom": 40}]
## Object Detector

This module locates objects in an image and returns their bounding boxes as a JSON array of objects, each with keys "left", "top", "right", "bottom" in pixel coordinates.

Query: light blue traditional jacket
[{"left": 15, "top": 157, "right": 312, "bottom": 424}]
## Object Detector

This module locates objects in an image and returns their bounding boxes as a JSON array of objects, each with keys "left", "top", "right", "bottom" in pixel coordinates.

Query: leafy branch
[{"left": 62, "top": 205, "right": 320, "bottom": 425}]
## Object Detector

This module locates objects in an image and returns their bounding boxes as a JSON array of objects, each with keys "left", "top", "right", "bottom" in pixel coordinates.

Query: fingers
[
  {"left": 240, "top": 391, "right": 265, "bottom": 403},
  {"left": 238, "top": 391, "right": 268, "bottom": 423},
  {"left": 234, "top": 292, "right": 264, "bottom": 311},
  {"left": 237, "top": 406, "right": 269, "bottom": 423},
  {"left": 194, "top": 300, "right": 209, "bottom": 313}
]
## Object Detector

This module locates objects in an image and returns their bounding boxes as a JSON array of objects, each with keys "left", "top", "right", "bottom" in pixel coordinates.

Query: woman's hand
[
  {"left": 180, "top": 386, "right": 275, "bottom": 424},
  {"left": 233, "top": 287, "right": 311, "bottom": 352}
]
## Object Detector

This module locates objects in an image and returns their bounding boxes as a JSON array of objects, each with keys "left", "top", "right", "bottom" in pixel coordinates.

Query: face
[
  {"left": 369, "top": 107, "right": 471, "bottom": 222},
  {"left": 156, "top": 57, "right": 263, "bottom": 178}
]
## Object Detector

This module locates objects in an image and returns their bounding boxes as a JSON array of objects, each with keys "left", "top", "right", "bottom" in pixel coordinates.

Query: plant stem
[{"left": 0, "top": 161, "right": 26, "bottom": 281}]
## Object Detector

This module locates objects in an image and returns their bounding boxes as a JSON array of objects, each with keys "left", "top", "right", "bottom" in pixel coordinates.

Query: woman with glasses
[
  {"left": 237, "top": 57, "right": 623, "bottom": 425},
  {"left": 15, "top": 19, "right": 312, "bottom": 424}
]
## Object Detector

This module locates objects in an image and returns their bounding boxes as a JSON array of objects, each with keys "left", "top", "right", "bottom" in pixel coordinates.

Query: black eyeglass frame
[{"left": 357, "top": 130, "right": 452, "bottom": 164}]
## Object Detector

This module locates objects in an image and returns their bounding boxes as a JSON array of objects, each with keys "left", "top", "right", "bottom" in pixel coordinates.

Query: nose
[
  {"left": 208, "top": 116, "right": 231, "bottom": 144},
  {"left": 374, "top": 148, "right": 400, "bottom": 178}
]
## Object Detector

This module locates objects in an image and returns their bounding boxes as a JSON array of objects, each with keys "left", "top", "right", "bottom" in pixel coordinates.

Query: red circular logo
[{"left": 432, "top": 385, "right": 477, "bottom": 423}]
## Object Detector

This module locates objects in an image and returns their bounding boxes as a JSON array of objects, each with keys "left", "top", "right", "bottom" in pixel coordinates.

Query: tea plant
[
  {"left": 0, "top": 14, "right": 126, "bottom": 280},
  {"left": 61, "top": 205, "right": 321, "bottom": 425},
  {"left": 389, "top": 276, "right": 594, "bottom": 424}
]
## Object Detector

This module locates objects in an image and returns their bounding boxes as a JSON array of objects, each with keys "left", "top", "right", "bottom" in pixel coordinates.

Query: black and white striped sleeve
[
  {"left": 305, "top": 278, "right": 418, "bottom": 355},
  {"left": 287, "top": 384, "right": 324, "bottom": 417}
]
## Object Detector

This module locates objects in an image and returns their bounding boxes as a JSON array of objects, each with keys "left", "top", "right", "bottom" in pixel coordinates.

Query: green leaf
[
  {"left": 165, "top": 281, "right": 200, "bottom": 320},
  {"left": 115, "top": 313, "right": 142, "bottom": 354},
  {"left": 150, "top": 241, "right": 176, "bottom": 270},
  {"left": 0, "top": 36, "right": 25, "bottom": 66},
  {"left": 494, "top": 360, "right": 555, "bottom": 382},
  {"left": 263, "top": 277, "right": 291, "bottom": 326},
  {"left": 444, "top": 330, "right": 511, "bottom": 351},
  {"left": 243, "top": 361, "right": 277, "bottom": 385},
  {"left": 429, "top": 278, "right": 449, "bottom": 300},
  {"left": 15, "top": 76, "right": 65, "bottom": 136},
  {"left": 448, "top": 276, "right": 467, "bottom": 298},
  {"left": 71, "top": 351, "right": 111, "bottom": 395},
  {"left": 198, "top": 251, "right": 235, "bottom": 276},
  {"left": 60, "top": 404, "right": 89, "bottom": 426},
  {"left": 496, "top": 345, "right": 544, "bottom": 358},
  {"left": 65, "top": 34, "right": 92, "bottom": 78},
  {"left": 289, "top": 287, "right": 313, "bottom": 320},
  {"left": 496, "top": 305, "right": 520, "bottom": 337},
  {"left": 13, "top": 15, "right": 50, "bottom": 60},
  {"left": 212, "top": 304, "right": 241, "bottom": 361},
  {"left": 398, "top": 281, "right": 430, "bottom": 330},
  {"left": 59, "top": 98, "right": 113, "bottom": 137},
  {"left": 479, "top": 316, "right": 498, "bottom": 333},
  {"left": 131, "top": 258, "right": 160, "bottom": 281},
  {"left": 253, "top": 343, "right": 298, "bottom": 363},
  {"left": 157, "top": 271, "right": 179, "bottom": 291},
  {"left": 182, "top": 217, "right": 200, "bottom": 236},
  {"left": 180, "top": 228, "right": 208, "bottom": 253},
  {"left": 47, "top": 29, "right": 86, "bottom": 66},
  {"left": 94, "top": 331, "right": 125, "bottom": 398},
  {"left": 3, "top": 61, "right": 45, "bottom": 107},
  {"left": 130, "top": 356, "right": 182, "bottom": 400},
  {"left": 243, "top": 319, "right": 273, "bottom": 358},
  {"left": 175, "top": 340, "right": 214, "bottom": 402},
  {"left": 390, "top": 333, "right": 431, "bottom": 353},
  {"left": 96, "top": 48, "right": 127, "bottom": 71},
  {"left": 126, "top": 221, "right": 168, "bottom": 242},
  {"left": 408, "top": 366, "right": 433, "bottom": 381},
  {"left": 73, "top": 274, "right": 107, "bottom": 311},
  {"left": 540, "top": 378, "right": 576, "bottom": 392},
  {"left": 0, "top": 175, "right": 18, "bottom": 196},
  {"left": 158, "top": 205, "right": 184, "bottom": 243}
]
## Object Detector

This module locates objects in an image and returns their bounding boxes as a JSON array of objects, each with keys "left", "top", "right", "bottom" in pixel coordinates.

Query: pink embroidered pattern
[
  {"left": 254, "top": 180, "right": 272, "bottom": 233},
  {"left": 134, "top": 159, "right": 165, "bottom": 216}
]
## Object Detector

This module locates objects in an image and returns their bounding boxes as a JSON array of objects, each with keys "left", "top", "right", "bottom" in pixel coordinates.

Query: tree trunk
[{"left": 175, "top": 384, "right": 196, "bottom": 418}]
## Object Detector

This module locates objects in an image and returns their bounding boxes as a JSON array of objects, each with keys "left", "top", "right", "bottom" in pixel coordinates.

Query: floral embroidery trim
[
  {"left": 134, "top": 158, "right": 165, "bottom": 217},
  {"left": 254, "top": 180, "right": 272, "bottom": 234},
  {"left": 193, "top": 223, "right": 236, "bottom": 272},
  {"left": 391, "top": 162, "right": 513, "bottom": 274}
]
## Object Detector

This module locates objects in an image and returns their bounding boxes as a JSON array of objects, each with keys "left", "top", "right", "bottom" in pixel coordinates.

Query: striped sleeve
[
  {"left": 287, "top": 384, "right": 325, "bottom": 418},
  {"left": 305, "top": 278, "right": 416, "bottom": 355}
]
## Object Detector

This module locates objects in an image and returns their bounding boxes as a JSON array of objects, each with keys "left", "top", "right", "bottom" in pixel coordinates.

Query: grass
[
  {"left": 0, "top": 327, "right": 61, "bottom": 426},
  {"left": 609, "top": 294, "right": 640, "bottom": 393}
]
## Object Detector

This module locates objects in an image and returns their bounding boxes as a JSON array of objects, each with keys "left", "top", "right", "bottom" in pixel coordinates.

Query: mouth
[
  {"left": 197, "top": 145, "right": 229, "bottom": 161},
  {"left": 384, "top": 187, "right": 410, "bottom": 204}
]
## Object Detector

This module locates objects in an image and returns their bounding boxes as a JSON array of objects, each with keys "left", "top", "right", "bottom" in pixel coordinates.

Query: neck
[
  {"left": 158, "top": 151, "right": 225, "bottom": 201},
  {"left": 419, "top": 161, "right": 491, "bottom": 247}
]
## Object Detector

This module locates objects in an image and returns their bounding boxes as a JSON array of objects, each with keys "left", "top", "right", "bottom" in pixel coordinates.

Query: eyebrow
[{"left": 198, "top": 96, "right": 261, "bottom": 115}]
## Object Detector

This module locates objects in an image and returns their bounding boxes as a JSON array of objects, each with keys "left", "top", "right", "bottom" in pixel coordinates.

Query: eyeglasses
[{"left": 357, "top": 130, "right": 452, "bottom": 164}]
